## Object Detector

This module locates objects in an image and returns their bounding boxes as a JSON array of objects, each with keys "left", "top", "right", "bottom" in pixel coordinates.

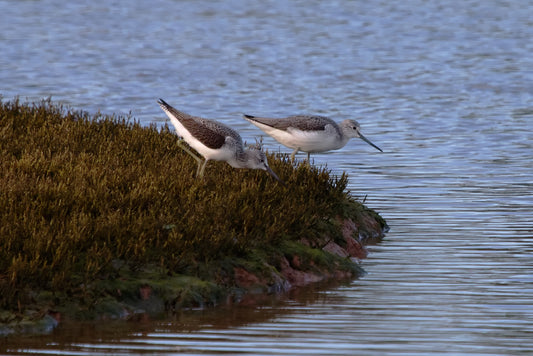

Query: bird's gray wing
[
  {"left": 159, "top": 99, "right": 226, "bottom": 149},
  {"left": 186, "top": 117, "right": 228, "bottom": 149},
  {"left": 244, "top": 114, "right": 334, "bottom": 132},
  {"left": 196, "top": 117, "right": 242, "bottom": 149}
]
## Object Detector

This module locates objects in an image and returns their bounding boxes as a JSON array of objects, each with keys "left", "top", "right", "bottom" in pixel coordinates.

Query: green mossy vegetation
[{"left": 0, "top": 98, "right": 386, "bottom": 325}]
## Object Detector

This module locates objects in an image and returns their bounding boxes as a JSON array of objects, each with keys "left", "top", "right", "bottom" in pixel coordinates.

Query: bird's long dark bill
[
  {"left": 265, "top": 165, "right": 286, "bottom": 186},
  {"left": 359, "top": 133, "right": 383, "bottom": 152}
]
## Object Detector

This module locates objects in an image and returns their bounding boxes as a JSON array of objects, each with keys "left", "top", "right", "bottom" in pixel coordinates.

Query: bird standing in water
[{"left": 243, "top": 114, "right": 382, "bottom": 162}]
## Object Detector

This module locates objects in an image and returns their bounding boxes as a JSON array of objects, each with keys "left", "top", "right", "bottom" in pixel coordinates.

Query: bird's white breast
[{"left": 169, "top": 116, "right": 234, "bottom": 161}]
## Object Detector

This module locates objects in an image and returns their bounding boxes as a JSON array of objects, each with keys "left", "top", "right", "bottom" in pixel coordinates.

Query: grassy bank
[{"left": 0, "top": 98, "right": 387, "bottom": 334}]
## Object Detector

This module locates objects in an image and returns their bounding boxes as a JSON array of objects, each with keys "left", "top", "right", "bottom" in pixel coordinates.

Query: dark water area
[{"left": 1, "top": 0, "right": 533, "bottom": 354}]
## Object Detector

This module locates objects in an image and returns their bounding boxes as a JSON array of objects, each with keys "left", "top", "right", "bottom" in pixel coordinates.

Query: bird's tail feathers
[{"left": 157, "top": 98, "right": 170, "bottom": 108}]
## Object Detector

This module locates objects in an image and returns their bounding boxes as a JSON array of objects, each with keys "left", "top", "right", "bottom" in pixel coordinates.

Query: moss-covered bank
[{"left": 0, "top": 98, "right": 387, "bottom": 336}]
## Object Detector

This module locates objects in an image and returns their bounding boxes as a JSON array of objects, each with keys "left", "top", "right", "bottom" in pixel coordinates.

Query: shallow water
[{"left": 1, "top": 0, "right": 533, "bottom": 354}]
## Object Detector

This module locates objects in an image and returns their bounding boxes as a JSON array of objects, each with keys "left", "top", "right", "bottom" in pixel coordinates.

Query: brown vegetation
[{"left": 0, "top": 98, "right": 387, "bottom": 331}]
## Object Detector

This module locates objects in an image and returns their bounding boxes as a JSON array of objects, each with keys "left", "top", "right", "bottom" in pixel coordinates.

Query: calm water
[{"left": 2, "top": 0, "right": 533, "bottom": 354}]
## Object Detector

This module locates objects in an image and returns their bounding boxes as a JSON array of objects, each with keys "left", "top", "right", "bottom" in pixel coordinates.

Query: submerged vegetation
[{"left": 0, "top": 98, "right": 387, "bottom": 332}]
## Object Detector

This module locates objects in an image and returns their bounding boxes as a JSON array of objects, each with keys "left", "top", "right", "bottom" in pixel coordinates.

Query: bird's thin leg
[
  {"left": 198, "top": 160, "right": 209, "bottom": 178},
  {"left": 177, "top": 139, "right": 201, "bottom": 162},
  {"left": 290, "top": 148, "right": 299, "bottom": 163},
  {"left": 177, "top": 139, "right": 204, "bottom": 173},
  {"left": 307, "top": 152, "right": 311, "bottom": 163},
  {"left": 196, "top": 162, "right": 202, "bottom": 177}
]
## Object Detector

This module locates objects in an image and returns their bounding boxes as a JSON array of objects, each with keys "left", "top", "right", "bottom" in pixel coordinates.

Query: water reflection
[{"left": 1, "top": 281, "right": 353, "bottom": 355}]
